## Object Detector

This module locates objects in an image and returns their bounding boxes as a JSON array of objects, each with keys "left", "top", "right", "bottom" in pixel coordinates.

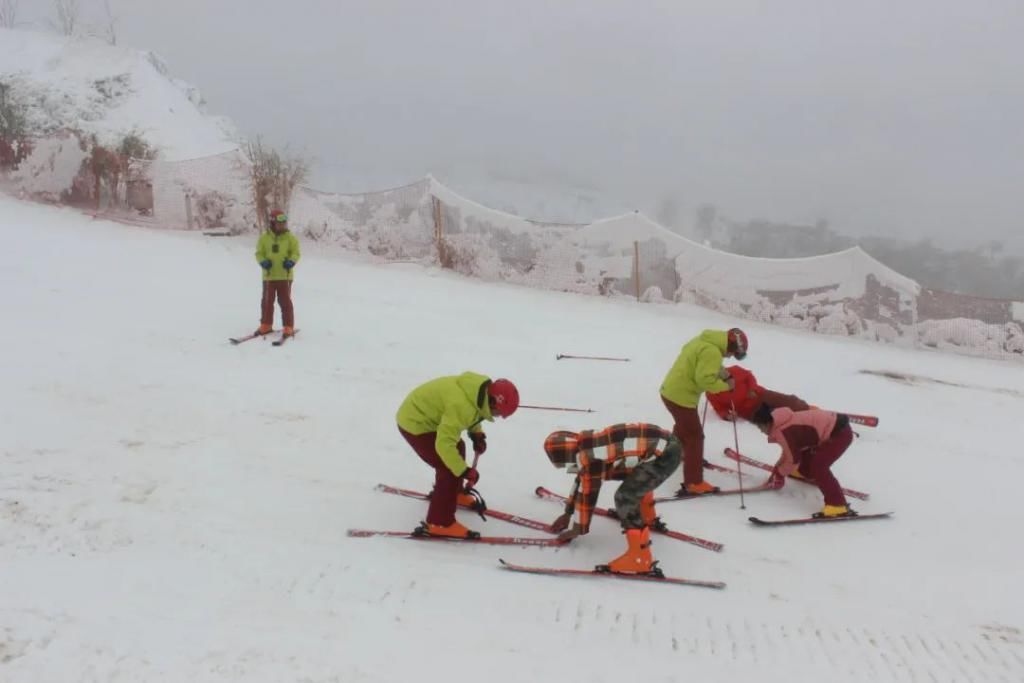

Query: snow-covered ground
[{"left": 3, "top": 195, "right": 1023, "bottom": 682}]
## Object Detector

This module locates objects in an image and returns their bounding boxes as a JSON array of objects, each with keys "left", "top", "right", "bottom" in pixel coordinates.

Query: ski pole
[
  {"left": 555, "top": 354, "right": 630, "bottom": 362},
  {"left": 463, "top": 451, "right": 487, "bottom": 520},
  {"left": 520, "top": 404, "right": 595, "bottom": 413},
  {"left": 731, "top": 398, "right": 745, "bottom": 510}
]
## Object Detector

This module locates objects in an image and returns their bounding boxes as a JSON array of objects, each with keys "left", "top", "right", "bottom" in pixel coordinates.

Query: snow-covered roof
[{"left": 0, "top": 28, "right": 238, "bottom": 160}]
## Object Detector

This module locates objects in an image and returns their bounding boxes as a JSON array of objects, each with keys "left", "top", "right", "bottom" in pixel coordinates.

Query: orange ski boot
[
  {"left": 282, "top": 326, "right": 295, "bottom": 338},
  {"left": 416, "top": 520, "right": 480, "bottom": 539},
  {"left": 256, "top": 323, "right": 272, "bottom": 335},
  {"left": 602, "top": 527, "right": 655, "bottom": 574},
  {"left": 679, "top": 480, "right": 720, "bottom": 497}
]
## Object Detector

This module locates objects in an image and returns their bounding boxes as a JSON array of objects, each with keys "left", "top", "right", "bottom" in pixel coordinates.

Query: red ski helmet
[
  {"left": 544, "top": 430, "right": 580, "bottom": 468},
  {"left": 727, "top": 328, "right": 748, "bottom": 360},
  {"left": 488, "top": 378, "right": 519, "bottom": 418},
  {"left": 269, "top": 209, "right": 288, "bottom": 223}
]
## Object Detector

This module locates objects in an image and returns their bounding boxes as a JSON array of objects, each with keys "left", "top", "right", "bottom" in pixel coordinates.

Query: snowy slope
[
  {"left": 0, "top": 28, "right": 238, "bottom": 160},
  {"left": 2, "top": 196, "right": 1023, "bottom": 682}
]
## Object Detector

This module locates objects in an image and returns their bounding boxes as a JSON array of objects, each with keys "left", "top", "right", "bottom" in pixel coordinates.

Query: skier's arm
[
  {"left": 695, "top": 348, "right": 731, "bottom": 394},
  {"left": 706, "top": 390, "right": 732, "bottom": 419},
  {"left": 773, "top": 426, "right": 816, "bottom": 478},
  {"left": 255, "top": 235, "right": 267, "bottom": 263},
  {"left": 574, "top": 455, "right": 604, "bottom": 533},
  {"left": 434, "top": 413, "right": 470, "bottom": 476},
  {"left": 564, "top": 477, "right": 580, "bottom": 514},
  {"left": 289, "top": 233, "right": 301, "bottom": 264}
]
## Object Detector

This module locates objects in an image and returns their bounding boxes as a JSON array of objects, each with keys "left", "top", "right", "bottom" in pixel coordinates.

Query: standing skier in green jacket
[
  {"left": 254, "top": 209, "right": 301, "bottom": 338},
  {"left": 660, "top": 328, "right": 748, "bottom": 496}
]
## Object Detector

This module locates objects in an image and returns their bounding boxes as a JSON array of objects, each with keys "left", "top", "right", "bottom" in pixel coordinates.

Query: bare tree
[
  {"left": 0, "top": 0, "right": 20, "bottom": 28},
  {"left": 50, "top": 0, "right": 80, "bottom": 36},
  {"left": 244, "top": 136, "right": 309, "bottom": 231}
]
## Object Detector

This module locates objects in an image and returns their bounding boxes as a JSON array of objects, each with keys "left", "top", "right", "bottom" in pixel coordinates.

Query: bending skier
[
  {"left": 543, "top": 423, "right": 681, "bottom": 574},
  {"left": 750, "top": 404, "right": 857, "bottom": 518},
  {"left": 396, "top": 372, "right": 519, "bottom": 538},
  {"left": 660, "top": 328, "right": 748, "bottom": 496}
]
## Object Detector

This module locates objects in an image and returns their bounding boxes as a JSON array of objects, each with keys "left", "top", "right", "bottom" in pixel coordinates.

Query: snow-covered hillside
[
  {"left": 3, "top": 195, "right": 1023, "bottom": 681},
  {"left": 0, "top": 27, "right": 238, "bottom": 160}
]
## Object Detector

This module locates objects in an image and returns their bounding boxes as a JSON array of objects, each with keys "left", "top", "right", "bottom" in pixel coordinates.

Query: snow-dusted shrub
[
  {"left": 192, "top": 190, "right": 234, "bottom": 229},
  {"left": 746, "top": 298, "right": 776, "bottom": 323},
  {"left": 1004, "top": 323, "right": 1024, "bottom": 354},
  {"left": 640, "top": 285, "right": 667, "bottom": 303},
  {"left": 815, "top": 308, "right": 851, "bottom": 336}
]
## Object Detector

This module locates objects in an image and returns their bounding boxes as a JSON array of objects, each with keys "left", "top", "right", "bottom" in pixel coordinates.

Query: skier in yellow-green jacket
[
  {"left": 660, "top": 328, "right": 749, "bottom": 496},
  {"left": 254, "top": 209, "right": 301, "bottom": 338},
  {"left": 396, "top": 372, "right": 519, "bottom": 538}
]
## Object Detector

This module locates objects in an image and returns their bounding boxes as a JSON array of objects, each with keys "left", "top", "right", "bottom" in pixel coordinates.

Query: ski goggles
[{"left": 271, "top": 212, "right": 288, "bottom": 223}]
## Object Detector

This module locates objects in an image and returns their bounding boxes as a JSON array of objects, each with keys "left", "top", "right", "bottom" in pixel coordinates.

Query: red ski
[
  {"left": 653, "top": 482, "right": 774, "bottom": 503},
  {"left": 845, "top": 413, "right": 879, "bottom": 428},
  {"left": 229, "top": 329, "right": 275, "bottom": 344},
  {"left": 534, "top": 487, "right": 723, "bottom": 553},
  {"left": 347, "top": 529, "right": 567, "bottom": 547},
  {"left": 723, "top": 448, "right": 870, "bottom": 501},
  {"left": 704, "top": 460, "right": 745, "bottom": 476},
  {"left": 376, "top": 484, "right": 555, "bottom": 533},
  {"left": 749, "top": 512, "right": 893, "bottom": 527},
  {"left": 499, "top": 559, "right": 725, "bottom": 589}
]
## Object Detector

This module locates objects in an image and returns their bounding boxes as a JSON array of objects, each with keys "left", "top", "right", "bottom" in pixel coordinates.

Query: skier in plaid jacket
[{"left": 543, "top": 423, "right": 681, "bottom": 574}]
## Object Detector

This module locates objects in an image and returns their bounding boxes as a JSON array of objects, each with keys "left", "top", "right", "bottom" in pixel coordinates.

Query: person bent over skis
[
  {"left": 396, "top": 372, "right": 519, "bottom": 538},
  {"left": 544, "top": 424, "right": 681, "bottom": 574},
  {"left": 750, "top": 404, "right": 856, "bottom": 518},
  {"left": 706, "top": 365, "right": 810, "bottom": 422},
  {"left": 660, "top": 328, "right": 748, "bottom": 496}
]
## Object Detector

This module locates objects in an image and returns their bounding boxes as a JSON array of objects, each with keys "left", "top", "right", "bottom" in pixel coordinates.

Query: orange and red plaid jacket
[{"left": 562, "top": 423, "right": 675, "bottom": 532}]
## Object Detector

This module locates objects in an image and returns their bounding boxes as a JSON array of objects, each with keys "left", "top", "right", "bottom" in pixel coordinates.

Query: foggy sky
[{"left": 23, "top": 0, "right": 1024, "bottom": 250}]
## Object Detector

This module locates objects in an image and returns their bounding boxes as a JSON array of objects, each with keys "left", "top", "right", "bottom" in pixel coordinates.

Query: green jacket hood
[
  {"left": 455, "top": 371, "right": 494, "bottom": 422},
  {"left": 698, "top": 329, "right": 728, "bottom": 353}
]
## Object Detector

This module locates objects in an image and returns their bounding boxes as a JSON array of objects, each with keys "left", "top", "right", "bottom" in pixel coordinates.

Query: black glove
[
  {"left": 469, "top": 432, "right": 487, "bottom": 456},
  {"left": 283, "top": 259, "right": 296, "bottom": 270},
  {"left": 260, "top": 259, "right": 272, "bottom": 270},
  {"left": 463, "top": 467, "right": 480, "bottom": 487}
]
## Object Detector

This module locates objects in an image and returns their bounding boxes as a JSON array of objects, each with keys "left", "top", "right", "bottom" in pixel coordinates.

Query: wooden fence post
[
  {"left": 185, "top": 192, "right": 194, "bottom": 230},
  {"left": 634, "top": 240, "right": 640, "bottom": 301}
]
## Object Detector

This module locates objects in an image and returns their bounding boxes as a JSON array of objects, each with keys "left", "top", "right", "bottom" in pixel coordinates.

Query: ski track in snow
[{"left": 2, "top": 197, "right": 1023, "bottom": 682}]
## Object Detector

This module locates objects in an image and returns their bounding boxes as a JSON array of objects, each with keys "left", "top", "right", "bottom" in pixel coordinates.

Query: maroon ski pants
[
  {"left": 398, "top": 426, "right": 467, "bottom": 525},
  {"left": 261, "top": 280, "right": 294, "bottom": 328},
  {"left": 661, "top": 397, "right": 704, "bottom": 485},
  {"left": 801, "top": 425, "right": 854, "bottom": 506}
]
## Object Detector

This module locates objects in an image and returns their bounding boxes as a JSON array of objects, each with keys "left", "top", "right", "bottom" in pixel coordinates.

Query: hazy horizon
[{"left": 11, "top": 1, "right": 1024, "bottom": 255}]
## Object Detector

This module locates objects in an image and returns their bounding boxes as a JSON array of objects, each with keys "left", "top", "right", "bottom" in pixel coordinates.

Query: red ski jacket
[{"left": 706, "top": 366, "right": 760, "bottom": 419}]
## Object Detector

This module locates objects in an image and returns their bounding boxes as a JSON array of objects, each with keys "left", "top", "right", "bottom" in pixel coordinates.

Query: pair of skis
[
  {"left": 717, "top": 448, "right": 892, "bottom": 525},
  {"left": 229, "top": 328, "right": 300, "bottom": 347},
  {"left": 361, "top": 484, "right": 722, "bottom": 552},
  {"left": 349, "top": 484, "right": 726, "bottom": 588},
  {"left": 652, "top": 450, "right": 889, "bottom": 526}
]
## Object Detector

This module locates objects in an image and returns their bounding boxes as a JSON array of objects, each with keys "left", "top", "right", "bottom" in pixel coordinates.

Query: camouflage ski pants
[{"left": 613, "top": 436, "right": 682, "bottom": 529}]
